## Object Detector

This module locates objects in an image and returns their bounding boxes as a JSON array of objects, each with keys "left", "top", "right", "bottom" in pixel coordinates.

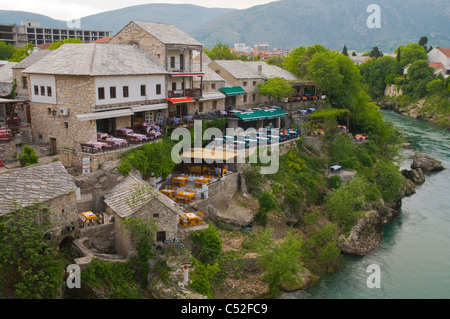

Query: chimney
[{"left": 258, "top": 64, "right": 262, "bottom": 75}]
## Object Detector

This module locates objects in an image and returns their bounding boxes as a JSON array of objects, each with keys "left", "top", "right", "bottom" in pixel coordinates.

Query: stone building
[
  {"left": 23, "top": 43, "right": 169, "bottom": 154},
  {"left": 0, "top": 161, "right": 79, "bottom": 244},
  {"left": 109, "top": 21, "right": 205, "bottom": 118},
  {"left": 208, "top": 60, "right": 298, "bottom": 109},
  {"left": 104, "top": 174, "right": 182, "bottom": 258}
]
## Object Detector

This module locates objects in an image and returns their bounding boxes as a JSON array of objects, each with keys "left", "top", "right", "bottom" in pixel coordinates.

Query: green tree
[
  {"left": 257, "top": 77, "right": 294, "bottom": 102},
  {"left": 0, "top": 41, "right": 17, "bottom": 60},
  {"left": 8, "top": 42, "right": 33, "bottom": 62},
  {"left": 49, "top": 38, "right": 83, "bottom": 50},
  {"left": 426, "top": 79, "right": 444, "bottom": 94},
  {"left": 360, "top": 56, "right": 402, "bottom": 98},
  {"left": 342, "top": 44, "right": 348, "bottom": 56},
  {"left": 18, "top": 145, "right": 39, "bottom": 167},
  {"left": 0, "top": 201, "right": 65, "bottom": 298},
  {"left": 369, "top": 47, "right": 383, "bottom": 59},
  {"left": 373, "top": 161, "right": 406, "bottom": 203},
  {"left": 188, "top": 225, "right": 222, "bottom": 265},
  {"left": 418, "top": 36, "right": 428, "bottom": 52},
  {"left": 266, "top": 55, "right": 284, "bottom": 67},
  {"left": 403, "top": 60, "right": 434, "bottom": 97},
  {"left": 252, "top": 228, "right": 305, "bottom": 298},
  {"left": 190, "top": 260, "right": 220, "bottom": 299},
  {"left": 395, "top": 43, "right": 428, "bottom": 68},
  {"left": 283, "top": 44, "right": 327, "bottom": 79},
  {"left": 204, "top": 43, "right": 237, "bottom": 60}
]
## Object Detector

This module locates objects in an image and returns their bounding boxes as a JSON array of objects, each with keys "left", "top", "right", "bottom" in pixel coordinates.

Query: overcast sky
[{"left": 2, "top": 0, "right": 279, "bottom": 20}]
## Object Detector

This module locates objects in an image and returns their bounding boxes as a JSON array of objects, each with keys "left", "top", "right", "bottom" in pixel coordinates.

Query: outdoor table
[
  {"left": 105, "top": 136, "right": 128, "bottom": 146},
  {"left": 194, "top": 177, "right": 211, "bottom": 188},
  {"left": 298, "top": 109, "right": 307, "bottom": 115},
  {"left": 161, "top": 189, "right": 175, "bottom": 198},
  {"left": 179, "top": 214, "right": 189, "bottom": 227},
  {"left": 172, "top": 176, "right": 188, "bottom": 187},
  {"left": 97, "top": 132, "right": 108, "bottom": 139},
  {"left": 207, "top": 168, "right": 227, "bottom": 176},
  {"left": 175, "top": 191, "right": 196, "bottom": 204},
  {"left": 81, "top": 211, "right": 98, "bottom": 226},
  {"left": 86, "top": 141, "right": 109, "bottom": 151},
  {"left": 127, "top": 133, "right": 148, "bottom": 141},
  {"left": 184, "top": 212, "right": 199, "bottom": 226},
  {"left": 189, "top": 166, "right": 207, "bottom": 175}
]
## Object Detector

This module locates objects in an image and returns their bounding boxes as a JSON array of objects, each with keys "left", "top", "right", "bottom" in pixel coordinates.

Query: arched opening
[{"left": 59, "top": 236, "right": 74, "bottom": 253}]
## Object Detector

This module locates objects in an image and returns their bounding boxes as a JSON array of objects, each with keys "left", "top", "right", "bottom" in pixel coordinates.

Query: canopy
[
  {"left": 220, "top": 86, "right": 246, "bottom": 96},
  {"left": 167, "top": 97, "right": 195, "bottom": 104},
  {"left": 235, "top": 108, "right": 287, "bottom": 122},
  {"left": 180, "top": 148, "right": 238, "bottom": 162},
  {"left": 77, "top": 109, "right": 134, "bottom": 121}
]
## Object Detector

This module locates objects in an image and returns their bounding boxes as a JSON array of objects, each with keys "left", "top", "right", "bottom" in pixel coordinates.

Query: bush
[
  {"left": 189, "top": 260, "right": 220, "bottom": 299},
  {"left": 18, "top": 145, "right": 38, "bottom": 167},
  {"left": 188, "top": 226, "right": 222, "bottom": 265},
  {"left": 373, "top": 161, "right": 406, "bottom": 203},
  {"left": 328, "top": 175, "right": 342, "bottom": 190}
]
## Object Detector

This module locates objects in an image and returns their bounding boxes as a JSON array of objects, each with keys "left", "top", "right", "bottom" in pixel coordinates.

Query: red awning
[
  {"left": 170, "top": 72, "right": 205, "bottom": 77},
  {"left": 167, "top": 97, "right": 195, "bottom": 104}
]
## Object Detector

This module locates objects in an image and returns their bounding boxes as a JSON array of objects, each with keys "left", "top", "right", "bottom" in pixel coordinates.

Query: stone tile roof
[
  {"left": 12, "top": 50, "right": 52, "bottom": 70},
  {"left": 212, "top": 60, "right": 298, "bottom": 81},
  {"left": 23, "top": 43, "right": 168, "bottom": 76},
  {"left": 0, "top": 161, "right": 77, "bottom": 216},
  {"left": 132, "top": 21, "right": 203, "bottom": 47},
  {"left": 193, "top": 63, "right": 226, "bottom": 82},
  {"left": 104, "top": 175, "right": 183, "bottom": 219},
  {"left": 0, "top": 62, "right": 18, "bottom": 83}
]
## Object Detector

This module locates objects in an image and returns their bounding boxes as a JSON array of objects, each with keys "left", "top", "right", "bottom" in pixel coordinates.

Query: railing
[{"left": 168, "top": 88, "right": 201, "bottom": 99}]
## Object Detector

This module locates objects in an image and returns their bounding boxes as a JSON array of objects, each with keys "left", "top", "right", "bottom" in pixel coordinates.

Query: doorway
[{"left": 50, "top": 138, "right": 57, "bottom": 155}]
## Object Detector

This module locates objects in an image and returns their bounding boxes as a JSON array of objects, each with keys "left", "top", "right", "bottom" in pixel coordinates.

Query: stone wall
[
  {"left": 29, "top": 75, "right": 97, "bottom": 152},
  {"left": 0, "top": 142, "right": 17, "bottom": 163},
  {"left": 109, "top": 199, "right": 179, "bottom": 258},
  {"left": 109, "top": 22, "right": 167, "bottom": 67},
  {"left": 60, "top": 148, "right": 121, "bottom": 174},
  {"left": 207, "top": 172, "right": 239, "bottom": 198}
]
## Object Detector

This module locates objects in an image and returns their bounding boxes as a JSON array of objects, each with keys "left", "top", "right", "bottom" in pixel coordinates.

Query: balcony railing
[{"left": 168, "top": 88, "right": 201, "bottom": 99}]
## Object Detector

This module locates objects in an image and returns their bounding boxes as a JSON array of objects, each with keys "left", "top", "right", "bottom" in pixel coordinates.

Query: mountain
[
  {"left": 191, "top": 0, "right": 450, "bottom": 52},
  {"left": 1, "top": 1, "right": 449, "bottom": 52},
  {"left": 0, "top": 4, "right": 235, "bottom": 35}
]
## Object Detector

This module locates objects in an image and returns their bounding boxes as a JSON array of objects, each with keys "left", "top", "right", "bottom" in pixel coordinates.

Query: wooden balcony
[{"left": 168, "top": 88, "right": 201, "bottom": 99}]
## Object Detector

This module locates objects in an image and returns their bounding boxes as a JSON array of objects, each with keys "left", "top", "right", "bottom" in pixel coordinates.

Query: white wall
[
  {"left": 30, "top": 74, "right": 57, "bottom": 104},
  {"left": 95, "top": 75, "right": 166, "bottom": 106},
  {"left": 167, "top": 50, "right": 191, "bottom": 72},
  {"left": 428, "top": 48, "right": 450, "bottom": 69}
]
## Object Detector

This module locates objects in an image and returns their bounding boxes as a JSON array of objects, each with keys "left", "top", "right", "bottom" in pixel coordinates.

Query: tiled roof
[
  {"left": 36, "top": 43, "right": 51, "bottom": 50},
  {"left": 93, "top": 37, "right": 112, "bottom": 43},
  {"left": 104, "top": 175, "right": 183, "bottom": 219},
  {"left": 193, "top": 64, "right": 226, "bottom": 82},
  {"left": 23, "top": 43, "right": 168, "bottom": 76},
  {"left": 437, "top": 47, "right": 450, "bottom": 58},
  {"left": 0, "top": 161, "right": 77, "bottom": 216},
  {"left": 12, "top": 50, "right": 52, "bottom": 69},
  {"left": 429, "top": 62, "right": 445, "bottom": 69},
  {"left": 132, "top": 21, "right": 202, "bottom": 47},
  {"left": 0, "top": 62, "right": 18, "bottom": 83},
  {"left": 211, "top": 60, "right": 298, "bottom": 81}
]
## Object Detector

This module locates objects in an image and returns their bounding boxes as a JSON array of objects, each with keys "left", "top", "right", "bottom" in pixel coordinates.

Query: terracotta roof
[
  {"left": 429, "top": 62, "right": 445, "bottom": 69},
  {"left": 93, "top": 37, "right": 112, "bottom": 43},
  {"left": 36, "top": 43, "right": 51, "bottom": 50},
  {"left": 0, "top": 161, "right": 77, "bottom": 216},
  {"left": 437, "top": 47, "right": 450, "bottom": 57}
]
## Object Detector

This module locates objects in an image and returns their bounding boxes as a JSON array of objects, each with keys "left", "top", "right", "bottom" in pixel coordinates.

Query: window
[
  {"left": 199, "top": 102, "right": 203, "bottom": 113},
  {"left": 140, "top": 85, "right": 146, "bottom": 96},
  {"left": 47, "top": 86, "right": 52, "bottom": 97},
  {"left": 243, "top": 81, "right": 247, "bottom": 86},
  {"left": 22, "top": 77, "right": 28, "bottom": 89},
  {"left": 153, "top": 213, "right": 159, "bottom": 218},
  {"left": 253, "top": 94, "right": 256, "bottom": 102},
  {"left": 212, "top": 101, "right": 217, "bottom": 110},
  {"left": 47, "top": 107, "right": 51, "bottom": 115},
  {"left": 64, "top": 122, "right": 68, "bottom": 128},
  {"left": 123, "top": 86, "right": 129, "bottom": 98},
  {"left": 253, "top": 81, "right": 257, "bottom": 86},
  {"left": 180, "top": 54, "right": 184, "bottom": 70},
  {"left": 156, "top": 231, "right": 166, "bottom": 243},
  {"left": 156, "top": 84, "right": 161, "bottom": 95},
  {"left": 40, "top": 86, "right": 45, "bottom": 96},
  {"left": 34, "top": 85, "right": 39, "bottom": 95},
  {"left": 144, "top": 111, "right": 154, "bottom": 122},
  {"left": 98, "top": 87, "right": 105, "bottom": 100},
  {"left": 110, "top": 86, "right": 116, "bottom": 99},
  {"left": 170, "top": 56, "right": 175, "bottom": 69},
  {"left": 211, "top": 83, "right": 216, "bottom": 89},
  {"left": 172, "top": 82, "right": 177, "bottom": 91},
  {"left": 243, "top": 95, "right": 247, "bottom": 103}
]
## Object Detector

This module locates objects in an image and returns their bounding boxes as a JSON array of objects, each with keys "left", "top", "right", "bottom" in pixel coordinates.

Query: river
[{"left": 282, "top": 110, "right": 450, "bottom": 299}]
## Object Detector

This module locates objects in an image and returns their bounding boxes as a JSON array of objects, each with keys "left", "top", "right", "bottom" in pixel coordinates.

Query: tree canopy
[
  {"left": 257, "top": 77, "right": 294, "bottom": 101},
  {"left": 49, "top": 38, "right": 83, "bottom": 50},
  {"left": 204, "top": 43, "right": 238, "bottom": 60},
  {"left": 8, "top": 42, "right": 33, "bottom": 62},
  {"left": 394, "top": 43, "right": 428, "bottom": 68},
  {"left": 0, "top": 41, "right": 16, "bottom": 60}
]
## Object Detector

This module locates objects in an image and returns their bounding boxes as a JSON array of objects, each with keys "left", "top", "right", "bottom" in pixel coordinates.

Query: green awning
[
  {"left": 235, "top": 108, "right": 287, "bottom": 122},
  {"left": 220, "top": 86, "right": 246, "bottom": 96}
]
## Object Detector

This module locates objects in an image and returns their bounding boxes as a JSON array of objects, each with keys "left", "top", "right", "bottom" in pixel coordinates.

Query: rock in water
[
  {"left": 338, "top": 210, "right": 383, "bottom": 256},
  {"left": 401, "top": 168, "right": 425, "bottom": 184},
  {"left": 411, "top": 153, "right": 445, "bottom": 172}
]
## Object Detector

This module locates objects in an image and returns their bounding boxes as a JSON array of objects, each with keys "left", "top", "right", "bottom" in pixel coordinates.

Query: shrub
[
  {"left": 328, "top": 175, "right": 342, "bottom": 190},
  {"left": 373, "top": 161, "right": 406, "bottom": 203},
  {"left": 188, "top": 226, "right": 222, "bottom": 265},
  {"left": 189, "top": 260, "right": 220, "bottom": 299},
  {"left": 18, "top": 145, "right": 38, "bottom": 167}
]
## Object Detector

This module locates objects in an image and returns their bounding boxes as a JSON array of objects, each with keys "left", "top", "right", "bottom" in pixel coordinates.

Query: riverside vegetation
[{"left": 0, "top": 44, "right": 409, "bottom": 299}]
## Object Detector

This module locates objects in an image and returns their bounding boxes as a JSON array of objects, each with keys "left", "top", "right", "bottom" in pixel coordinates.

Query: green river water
[{"left": 282, "top": 110, "right": 450, "bottom": 299}]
